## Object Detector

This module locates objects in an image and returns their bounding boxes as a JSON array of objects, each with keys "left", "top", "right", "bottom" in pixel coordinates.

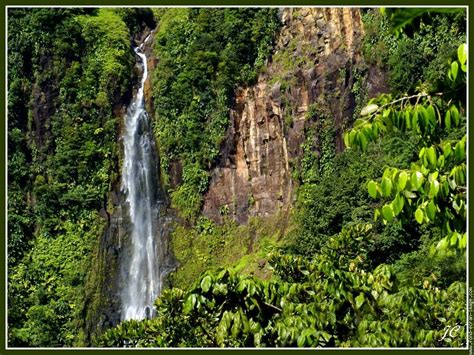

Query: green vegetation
[
  {"left": 8, "top": 8, "right": 153, "bottom": 346},
  {"left": 151, "top": 8, "right": 280, "bottom": 220},
  {"left": 345, "top": 42, "right": 467, "bottom": 256},
  {"left": 170, "top": 213, "right": 291, "bottom": 289},
  {"left": 8, "top": 7, "right": 466, "bottom": 348},
  {"left": 100, "top": 8, "right": 466, "bottom": 348},
  {"left": 100, "top": 224, "right": 465, "bottom": 347},
  {"left": 9, "top": 212, "right": 103, "bottom": 346},
  {"left": 362, "top": 9, "right": 465, "bottom": 93}
]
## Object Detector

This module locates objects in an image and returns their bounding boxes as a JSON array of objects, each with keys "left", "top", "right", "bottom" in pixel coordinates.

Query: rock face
[{"left": 203, "top": 8, "right": 379, "bottom": 224}]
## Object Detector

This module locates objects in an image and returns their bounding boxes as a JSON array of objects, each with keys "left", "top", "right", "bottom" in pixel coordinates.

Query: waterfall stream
[{"left": 120, "top": 32, "right": 164, "bottom": 321}]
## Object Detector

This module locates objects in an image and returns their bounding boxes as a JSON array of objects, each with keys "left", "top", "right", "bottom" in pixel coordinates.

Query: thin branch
[
  {"left": 263, "top": 301, "right": 282, "bottom": 313},
  {"left": 366, "top": 91, "right": 450, "bottom": 121}
]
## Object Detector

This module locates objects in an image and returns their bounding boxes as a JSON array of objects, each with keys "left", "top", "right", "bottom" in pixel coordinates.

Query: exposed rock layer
[{"left": 203, "top": 8, "right": 381, "bottom": 224}]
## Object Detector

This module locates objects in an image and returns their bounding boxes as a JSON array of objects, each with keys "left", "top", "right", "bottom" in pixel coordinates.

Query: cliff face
[{"left": 203, "top": 8, "right": 377, "bottom": 224}]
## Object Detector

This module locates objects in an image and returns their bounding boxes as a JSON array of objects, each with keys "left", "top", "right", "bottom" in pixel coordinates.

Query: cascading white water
[{"left": 120, "top": 33, "right": 163, "bottom": 321}]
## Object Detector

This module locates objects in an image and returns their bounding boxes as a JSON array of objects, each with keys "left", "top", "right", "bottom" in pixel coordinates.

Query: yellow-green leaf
[
  {"left": 368, "top": 180, "right": 378, "bottom": 199},
  {"left": 344, "top": 132, "right": 350, "bottom": 148},
  {"left": 426, "top": 147, "right": 437, "bottom": 167},
  {"left": 429, "top": 180, "right": 440, "bottom": 198},
  {"left": 415, "top": 208, "right": 424, "bottom": 224},
  {"left": 411, "top": 171, "right": 424, "bottom": 190},
  {"left": 457, "top": 43, "right": 467, "bottom": 65},
  {"left": 359, "top": 131, "right": 368, "bottom": 151},
  {"left": 355, "top": 293, "right": 365, "bottom": 309},
  {"left": 455, "top": 140, "right": 465, "bottom": 161},
  {"left": 398, "top": 171, "right": 408, "bottom": 190},
  {"left": 450, "top": 105, "right": 460, "bottom": 126},
  {"left": 459, "top": 233, "right": 467, "bottom": 249},
  {"left": 381, "top": 177, "right": 392, "bottom": 197},
  {"left": 392, "top": 194, "right": 404, "bottom": 215},
  {"left": 451, "top": 61, "right": 459, "bottom": 81},
  {"left": 445, "top": 111, "right": 451, "bottom": 129}
]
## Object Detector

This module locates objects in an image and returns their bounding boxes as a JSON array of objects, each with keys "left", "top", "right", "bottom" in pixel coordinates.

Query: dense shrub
[{"left": 152, "top": 8, "right": 280, "bottom": 220}]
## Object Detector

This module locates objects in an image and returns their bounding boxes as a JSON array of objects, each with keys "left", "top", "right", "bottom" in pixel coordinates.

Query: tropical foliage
[
  {"left": 100, "top": 224, "right": 465, "bottom": 347},
  {"left": 8, "top": 8, "right": 152, "bottom": 346},
  {"left": 100, "top": 8, "right": 466, "bottom": 348},
  {"left": 8, "top": 7, "right": 466, "bottom": 348}
]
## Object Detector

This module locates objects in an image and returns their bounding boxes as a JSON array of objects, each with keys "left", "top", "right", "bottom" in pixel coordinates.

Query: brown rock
[{"left": 201, "top": 8, "right": 386, "bottom": 224}]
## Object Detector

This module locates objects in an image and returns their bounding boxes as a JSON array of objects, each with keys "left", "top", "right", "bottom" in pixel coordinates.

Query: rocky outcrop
[{"left": 203, "top": 8, "right": 382, "bottom": 224}]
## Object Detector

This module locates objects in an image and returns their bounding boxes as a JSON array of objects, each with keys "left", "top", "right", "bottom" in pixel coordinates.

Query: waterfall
[{"left": 120, "top": 32, "right": 164, "bottom": 321}]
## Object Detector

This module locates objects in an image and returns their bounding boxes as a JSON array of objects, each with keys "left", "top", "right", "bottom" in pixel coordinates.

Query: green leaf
[
  {"left": 362, "top": 125, "right": 374, "bottom": 140},
  {"left": 344, "top": 132, "right": 350, "bottom": 148},
  {"left": 411, "top": 171, "right": 424, "bottom": 190},
  {"left": 437, "top": 155, "right": 445, "bottom": 169},
  {"left": 426, "top": 200, "right": 437, "bottom": 220},
  {"left": 459, "top": 233, "right": 467, "bottom": 249},
  {"left": 398, "top": 171, "right": 408, "bottom": 190},
  {"left": 231, "top": 316, "right": 241, "bottom": 337},
  {"left": 436, "top": 237, "right": 448, "bottom": 251},
  {"left": 429, "top": 180, "right": 440, "bottom": 198},
  {"left": 359, "top": 131, "right": 369, "bottom": 151},
  {"left": 221, "top": 311, "right": 232, "bottom": 329},
  {"left": 201, "top": 275, "right": 212, "bottom": 292},
  {"left": 426, "top": 147, "right": 437, "bottom": 167},
  {"left": 415, "top": 208, "right": 424, "bottom": 224},
  {"left": 382, "top": 204, "right": 394, "bottom": 222},
  {"left": 418, "top": 147, "right": 426, "bottom": 160},
  {"left": 374, "top": 208, "right": 381, "bottom": 221},
  {"left": 368, "top": 180, "right": 378, "bottom": 199},
  {"left": 213, "top": 282, "right": 228, "bottom": 296},
  {"left": 442, "top": 142, "right": 452, "bottom": 158},
  {"left": 418, "top": 106, "right": 428, "bottom": 133},
  {"left": 450, "top": 105, "right": 460, "bottom": 126},
  {"left": 381, "top": 177, "right": 393, "bottom": 197},
  {"left": 392, "top": 194, "right": 404, "bottom": 215},
  {"left": 412, "top": 111, "right": 419, "bottom": 132},
  {"left": 451, "top": 61, "right": 459, "bottom": 81},
  {"left": 450, "top": 232, "right": 459, "bottom": 246},
  {"left": 405, "top": 111, "right": 412, "bottom": 129},
  {"left": 444, "top": 111, "right": 451, "bottom": 129},
  {"left": 454, "top": 140, "right": 465, "bottom": 161},
  {"left": 297, "top": 334, "right": 306, "bottom": 347},
  {"left": 355, "top": 293, "right": 365, "bottom": 309},
  {"left": 457, "top": 43, "right": 467, "bottom": 65},
  {"left": 183, "top": 294, "right": 197, "bottom": 314},
  {"left": 453, "top": 165, "right": 466, "bottom": 186},
  {"left": 426, "top": 105, "right": 436, "bottom": 128},
  {"left": 349, "top": 130, "right": 357, "bottom": 147}
]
